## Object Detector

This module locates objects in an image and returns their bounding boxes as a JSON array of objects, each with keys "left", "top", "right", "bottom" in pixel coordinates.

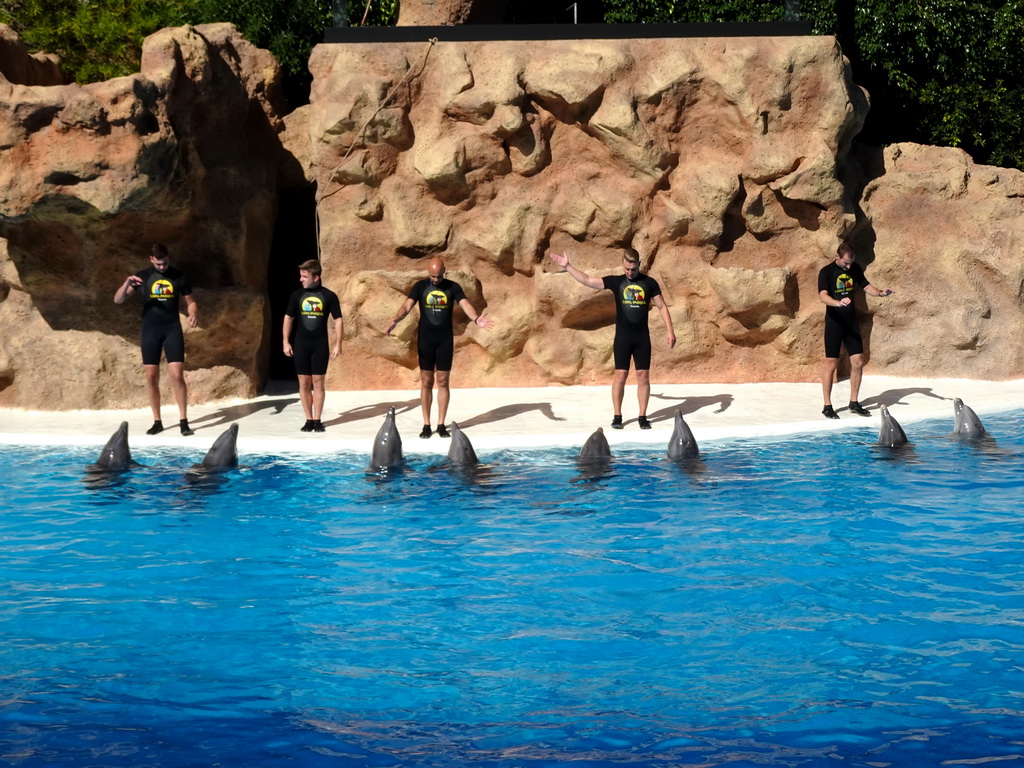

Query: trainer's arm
[
  {"left": 184, "top": 294, "right": 198, "bottom": 328},
  {"left": 548, "top": 251, "right": 604, "bottom": 290},
  {"left": 386, "top": 298, "right": 416, "bottom": 336},
  {"left": 819, "top": 289, "right": 850, "bottom": 308},
  {"left": 865, "top": 284, "right": 894, "bottom": 298},
  {"left": 331, "top": 316, "right": 344, "bottom": 358},
  {"left": 282, "top": 314, "right": 294, "bottom": 357},
  {"left": 458, "top": 298, "right": 495, "bottom": 330},
  {"left": 652, "top": 294, "right": 676, "bottom": 349},
  {"left": 114, "top": 274, "right": 142, "bottom": 304}
]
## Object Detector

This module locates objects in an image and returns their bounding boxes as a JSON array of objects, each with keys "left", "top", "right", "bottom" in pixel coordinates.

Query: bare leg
[
  {"left": 821, "top": 357, "right": 839, "bottom": 406},
  {"left": 311, "top": 375, "right": 326, "bottom": 421},
  {"left": 144, "top": 364, "right": 162, "bottom": 421},
  {"left": 420, "top": 370, "right": 435, "bottom": 426},
  {"left": 167, "top": 362, "right": 189, "bottom": 421},
  {"left": 436, "top": 370, "right": 451, "bottom": 426},
  {"left": 636, "top": 369, "right": 650, "bottom": 416},
  {"left": 297, "top": 374, "right": 314, "bottom": 420},
  {"left": 611, "top": 369, "right": 629, "bottom": 416},
  {"left": 848, "top": 354, "right": 865, "bottom": 403}
]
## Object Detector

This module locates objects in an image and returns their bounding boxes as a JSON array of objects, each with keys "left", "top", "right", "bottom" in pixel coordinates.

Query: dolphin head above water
[
  {"left": 953, "top": 398, "right": 986, "bottom": 436},
  {"left": 195, "top": 424, "right": 239, "bottom": 469},
  {"left": 578, "top": 427, "right": 612, "bottom": 462},
  {"left": 446, "top": 422, "right": 478, "bottom": 465},
  {"left": 370, "top": 406, "right": 404, "bottom": 469},
  {"left": 92, "top": 421, "right": 133, "bottom": 470},
  {"left": 877, "top": 405, "right": 908, "bottom": 448},
  {"left": 667, "top": 410, "right": 699, "bottom": 460}
]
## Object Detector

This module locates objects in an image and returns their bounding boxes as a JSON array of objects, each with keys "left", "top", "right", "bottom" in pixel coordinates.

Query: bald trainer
[{"left": 386, "top": 257, "right": 494, "bottom": 439}]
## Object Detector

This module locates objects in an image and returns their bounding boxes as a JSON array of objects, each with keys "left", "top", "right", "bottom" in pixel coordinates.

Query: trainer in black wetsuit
[
  {"left": 549, "top": 247, "right": 676, "bottom": 430},
  {"left": 817, "top": 242, "right": 894, "bottom": 420},
  {"left": 114, "top": 243, "right": 198, "bottom": 436},
  {"left": 283, "top": 259, "right": 343, "bottom": 433},
  {"left": 386, "top": 257, "right": 494, "bottom": 439}
]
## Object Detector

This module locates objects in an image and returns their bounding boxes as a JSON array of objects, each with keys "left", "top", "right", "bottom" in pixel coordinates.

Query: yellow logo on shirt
[
  {"left": 622, "top": 283, "right": 647, "bottom": 306},
  {"left": 835, "top": 273, "right": 854, "bottom": 294},
  {"left": 426, "top": 291, "right": 449, "bottom": 308},
  {"left": 150, "top": 279, "right": 174, "bottom": 299},
  {"left": 301, "top": 297, "right": 324, "bottom": 316}
]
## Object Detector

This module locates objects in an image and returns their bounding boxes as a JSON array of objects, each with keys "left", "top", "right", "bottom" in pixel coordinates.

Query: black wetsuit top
[
  {"left": 134, "top": 266, "right": 192, "bottom": 365},
  {"left": 603, "top": 273, "right": 662, "bottom": 370},
  {"left": 285, "top": 286, "right": 342, "bottom": 342},
  {"left": 818, "top": 261, "right": 869, "bottom": 357},
  {"left": 135, "top": 266, "right": 192, "bottom": 326},
  {"left": 409, "top": 277, "right": 467, "bottom": 371}
]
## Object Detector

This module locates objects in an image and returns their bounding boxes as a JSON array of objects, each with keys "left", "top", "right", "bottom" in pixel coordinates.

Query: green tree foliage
[
  {"left": 0, "top": 0, "right": 396, "bottom": 97},
  {"left": 0, "top": 0, "right": 194, "bottom": 82},
  {"left": 603, "top": 0, "right": 1024, "bottom": 170}
]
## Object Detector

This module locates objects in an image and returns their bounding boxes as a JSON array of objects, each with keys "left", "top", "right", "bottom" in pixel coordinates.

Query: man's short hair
[
  {"left": 622, "top": 248, "right": 641, "bottom": 265},
  {"left": 151, "top": 244, "right": 169, "bottom": 259},
  {"left": 837, "top": 242, "right": 855, "bottom": 259},
  {"left": 298, "top": 259, "right": 322, "bottom": 278}
]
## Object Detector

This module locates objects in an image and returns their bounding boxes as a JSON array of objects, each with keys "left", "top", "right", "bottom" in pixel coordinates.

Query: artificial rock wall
[
  {"left": 0, "top": 23, "right": 287, "bottom": 408},
  {"left": 2, "top": 25, "right": 1023, "bottom": 409}
]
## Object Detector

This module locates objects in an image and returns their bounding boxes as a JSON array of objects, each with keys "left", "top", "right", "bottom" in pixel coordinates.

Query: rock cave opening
[{"left": 265, "top": 182, "right": 320, "bottom": 386}]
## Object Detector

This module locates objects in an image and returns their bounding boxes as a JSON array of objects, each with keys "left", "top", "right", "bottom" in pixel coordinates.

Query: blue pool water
[{"left": 3, "top": 412, "right": 1024, "bottom": 767}]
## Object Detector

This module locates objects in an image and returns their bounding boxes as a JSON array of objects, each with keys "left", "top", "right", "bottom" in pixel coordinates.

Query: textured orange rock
[
  {"left": 291, "top": 34, "right": 873, "bottom": 391},
  {"left": 857, "top": 143, "right": 1024, "bottom": 380},
  {"left": 0, "top": 24, "right": 285, "bottom": 409},
  {"left": 4, "top": 25, "right": 1023, "bottom": 411}
]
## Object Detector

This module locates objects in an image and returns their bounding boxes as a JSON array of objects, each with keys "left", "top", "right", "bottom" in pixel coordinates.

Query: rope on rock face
[{"left": 313, "top": 37, "right": 439, "bottom": 258}]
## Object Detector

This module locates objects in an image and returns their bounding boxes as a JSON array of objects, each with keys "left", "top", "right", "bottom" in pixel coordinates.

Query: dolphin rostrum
[
  {"left": 370, "top": 406, "right": 404, "bottom": 469},
  {"left": 578, "top": 427, "right": 612, "bottom": 462},
  {"left": 193, "top": 424, "right": 239, "bottom": 469},
  {"left": 953, "top": 398, "right": 986, "bottom": 437},
  {"left": 446, "top": 422, "right": 478, "bottom": 465},
  {"left": 667, "top": 410, "right": 699, "bottom": 460},
  {"left": 877, "top": 405, "right": 908, "bottom": 448},
  {"left": 90, "top": 421, "right": 135, "bottom": 471}
]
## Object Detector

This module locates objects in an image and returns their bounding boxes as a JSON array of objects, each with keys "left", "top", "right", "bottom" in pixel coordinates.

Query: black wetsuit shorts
[
  {"left": 418, "top": 327, "right": 454, "bottom": 372},
  {"left": 140, "top": 321, "right": 184, "bottom": 366},
  {"left": 613, "top": 327, "right": 652, "bottom": 371},
  {"left": 824, "top": 312, "right": 863, "bottom": 358},
  {"left": 293, "top": 338, "right": 330, "bottom": 376}
]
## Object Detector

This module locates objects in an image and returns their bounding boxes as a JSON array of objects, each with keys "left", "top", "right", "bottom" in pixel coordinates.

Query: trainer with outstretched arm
[{"left": 549, "top": 247, "right": 675, "bottom": 430}]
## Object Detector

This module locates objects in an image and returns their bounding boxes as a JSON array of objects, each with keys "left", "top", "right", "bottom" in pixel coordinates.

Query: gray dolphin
[
  {"left": 953, "top": 398, "right": 986, "bottom": 437},
  {"left": 193, "top": 424, "right": 239, "bottom": 469},
  {"left": 579, "top": 427, "right": 612, "bottom": 461},
  {"left": 89, "top": 421, "right": 135, "bottom": 471},
  {"left": 877, "top": 406, "right": 908, "bottom": 448},
  {"left": 667, "top": 410, "right": 699, "bottom": 460},
  {"left": 370, "top": 406, "right": 404, "bottom": 469},
  {"left": 446, "top": 422, "right": 478, "bottom": 465}
]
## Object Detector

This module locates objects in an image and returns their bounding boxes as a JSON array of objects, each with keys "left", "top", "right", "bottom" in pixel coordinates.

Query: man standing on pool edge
[
  {"left": 549, "top": 247, "right": 676, "bottom": 430},
  {"left": 283, "top": 259, "right": 343, "bottom": 433},
  {"left": 114, "top": 243, "right": 198, "bottom": 436},
  {"left": 818, "top": 242, "right": 894, "bottom": 419},
  {"left": 386, "top": 257, "right": 494, "bottom": 439}
]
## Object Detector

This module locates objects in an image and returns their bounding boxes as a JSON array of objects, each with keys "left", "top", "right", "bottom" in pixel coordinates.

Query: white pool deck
[{"left": 2, "top": 376, "right": 1023, "bottom": 457}]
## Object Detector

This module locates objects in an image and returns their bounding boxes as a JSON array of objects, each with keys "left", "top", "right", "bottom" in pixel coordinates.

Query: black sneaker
[
  {"left": 437, "top": 424, "right": 450, "bottom": 438},
  {"left": 848, "top": 401, "right": 871, "bottom": 417},
  {"left": 312, "top": 420, "right": 326, "bottom": 432},
  {"left": 301, "top": 420, "right": 314, "bottom": 432},
  {"left": 822, "top": 405, "right": 839, "bottom": 420},
  {"left": 638, "top": 416, "right": 652, "bottom": 430},
  {"left": 146, "top": 421, "right": 164, "bottom": 435},
  {"left": 611, "top": 415, "right": 624, "bottom": 430},
  {"left": 179, "top": 421, "right": 194, "bottom": 437},
  {"left": 419, "top": 425, "right": 432, "bottom": 439}
]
